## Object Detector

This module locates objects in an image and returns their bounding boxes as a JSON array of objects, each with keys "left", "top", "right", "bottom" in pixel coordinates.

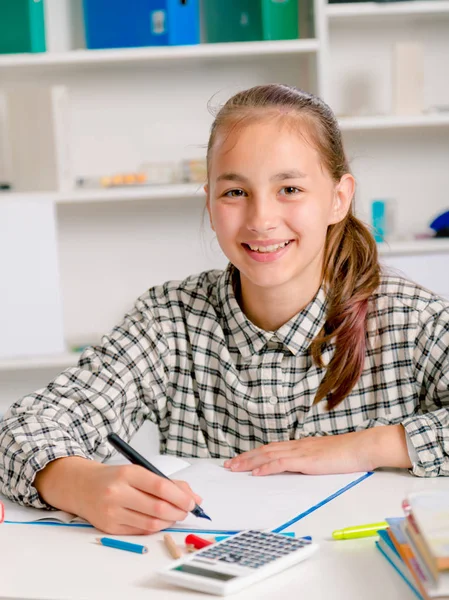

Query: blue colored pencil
[{"left": 96, "top": 537, "right": 148, "bottom": 554}]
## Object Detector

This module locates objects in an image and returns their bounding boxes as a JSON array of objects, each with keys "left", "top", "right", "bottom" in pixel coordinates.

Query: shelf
[
  {"left": 0, "top": 183, "right": 205, "bottom": 205},
  {"left": 327, "top": 0, "right": 449, "bottom": 20},
  {"left": 0, "top": 352, "right": 80, "bottom": 372},
  {"left": 339, "top": 113, "right": 449, "bottom": 131},
  {"left": 377, "top": 239, "right": 449, "bottom": 256},
  {"left": 0, "top": 39, "right": 319, "bottom": 71}
]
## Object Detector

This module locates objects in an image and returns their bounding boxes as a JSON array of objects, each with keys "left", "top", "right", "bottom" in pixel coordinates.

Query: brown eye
[
  {"left": 224, "top": 189, "right": 246, "bottom": 198},
  {"left": 280, "top": 186, "right": 301, "bottom": 195}
]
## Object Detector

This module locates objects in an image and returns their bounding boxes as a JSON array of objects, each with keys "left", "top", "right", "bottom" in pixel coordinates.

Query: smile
[{"left": 244, "top": 240, "right": 292, "bottom": 253}]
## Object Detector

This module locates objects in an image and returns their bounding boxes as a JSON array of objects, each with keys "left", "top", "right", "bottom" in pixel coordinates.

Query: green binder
[
  {"left": 0, "top": 0, "right": 46, "bottom": 54},
  {"left": 262, "top": 0, "right": 298, "bottom": 41},
  {"left": 202, "top": 0, "right": 298, "bottom": 44}
]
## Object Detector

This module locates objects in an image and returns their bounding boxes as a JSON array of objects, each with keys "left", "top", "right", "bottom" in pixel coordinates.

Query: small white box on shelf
[
  {"left": 0, "top": 85, "right": 72, "bottom": 192},
  {"left": 44, "top": 0, "right": 86, "bottom": 52},
  {"left": 0, "top": 199, "right": 66, "bottom": 360},
  {"left": 392, "top": 42, "right": 424, "bottom": 116}
]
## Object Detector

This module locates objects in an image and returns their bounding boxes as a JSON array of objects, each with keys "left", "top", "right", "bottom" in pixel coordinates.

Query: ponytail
[{"left": 311, "top": 213, "right": 380, "bottom": 409}]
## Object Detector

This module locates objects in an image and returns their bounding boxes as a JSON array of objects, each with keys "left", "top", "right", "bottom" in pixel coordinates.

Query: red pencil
[{"left": 185, "top": 534, "right": 213, "bottom": 550}]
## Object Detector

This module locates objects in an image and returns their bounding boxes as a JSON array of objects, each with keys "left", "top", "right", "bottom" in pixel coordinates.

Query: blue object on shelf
[
  {"left": 371, "top": 199, "right": 386, "bottom": 243},
  {"left": 83, "top": 0, "right": 200, "bottom": 49},
  {"left": 429, "top": 210, "right": 449, "bottom": 233}
]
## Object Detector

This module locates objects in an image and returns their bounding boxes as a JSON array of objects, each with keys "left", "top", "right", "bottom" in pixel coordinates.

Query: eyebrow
[{"left": 216, "top": 169, "right": 307, "bottom": 183}]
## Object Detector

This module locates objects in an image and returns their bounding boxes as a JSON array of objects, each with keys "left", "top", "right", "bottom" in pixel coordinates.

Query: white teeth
[{"left": 247, "top": 241, "right": 290, "bottom": 253}]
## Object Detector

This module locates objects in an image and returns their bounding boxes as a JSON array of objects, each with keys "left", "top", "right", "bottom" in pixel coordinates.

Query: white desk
[{"left": 1, "top": 469, "right": 448, "bottom": 600}]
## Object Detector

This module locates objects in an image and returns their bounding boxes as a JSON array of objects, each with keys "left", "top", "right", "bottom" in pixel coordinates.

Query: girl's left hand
[{"left": 224, "top": 431, "right": 376, "bottom": 476}]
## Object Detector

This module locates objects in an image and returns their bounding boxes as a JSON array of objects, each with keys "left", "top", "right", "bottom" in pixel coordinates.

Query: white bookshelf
[
  {"left": 1, "top": 183, "right": 205, "bottom": 205},
  {"left": 377, "top": 238, "right": 449, "bottom": 256},
  {"left": 327, "top": 0, "right": 449, "bottom": 19},
  {"left": 0, "top": 0, "right": 448, "bottom": 387},
  {"left": 0, "top": 38, "right": 319, "bottom": 71},
  {"left": 0, "top": 352, "right": 79, "bottom": 372},
  {"left": 339, "top": 113, "right": 449, "bottom": 131}
]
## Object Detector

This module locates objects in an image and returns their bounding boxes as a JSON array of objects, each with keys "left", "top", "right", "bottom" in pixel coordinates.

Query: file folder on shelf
[
  {"left": 262, "top": 0, "right": 299, "bottom": 41},
  {"left": 201, "top": 0, "right": 298, "bottom": 44},
  {"left": 83, "top": 0, "right": 200, "bottom": 49},
  {"left": 0, "top": 0, "right": 46, "bottom": 54}
]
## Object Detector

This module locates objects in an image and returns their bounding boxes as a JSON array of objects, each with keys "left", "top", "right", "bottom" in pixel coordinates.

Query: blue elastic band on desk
[{"left": 272, "top": 471, "right": 373, "bottom": 533}]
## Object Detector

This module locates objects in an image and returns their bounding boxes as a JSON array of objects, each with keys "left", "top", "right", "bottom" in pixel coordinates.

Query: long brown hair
[{"left": 206, "top": 84, "right": 380, "bottom": 410}]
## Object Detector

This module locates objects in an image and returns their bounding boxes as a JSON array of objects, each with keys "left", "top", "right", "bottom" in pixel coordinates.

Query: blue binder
[{"left": 83, "top": 0, "right": 200, "bottom": 49}]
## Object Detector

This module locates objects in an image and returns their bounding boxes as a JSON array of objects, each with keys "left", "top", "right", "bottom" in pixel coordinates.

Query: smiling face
[{"left": 206, "top": 116, "right": 353, "bottom": 312}]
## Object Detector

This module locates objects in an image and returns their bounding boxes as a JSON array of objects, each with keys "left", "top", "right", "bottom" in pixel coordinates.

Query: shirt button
[{"left": 269, "top": 396, "right": 278, "bottom": 405}]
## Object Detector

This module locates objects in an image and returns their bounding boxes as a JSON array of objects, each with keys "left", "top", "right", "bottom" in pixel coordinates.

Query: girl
[{"left": 0, "top": 84, "right": 448, "bottom": 536}]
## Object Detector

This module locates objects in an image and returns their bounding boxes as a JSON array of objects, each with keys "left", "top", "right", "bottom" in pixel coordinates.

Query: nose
[{"left": 246, "top": 194, "right": 279, "bottom": 234}]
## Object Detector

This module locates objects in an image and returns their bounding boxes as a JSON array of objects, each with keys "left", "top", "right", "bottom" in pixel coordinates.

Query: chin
[{"left": 240, "top": 268, "right": 297, "bottom": 291}]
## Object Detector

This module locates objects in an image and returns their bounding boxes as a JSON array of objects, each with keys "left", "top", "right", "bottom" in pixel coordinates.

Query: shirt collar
[{"left": 217, "top": 264, "right": 328, "bottom": 359}]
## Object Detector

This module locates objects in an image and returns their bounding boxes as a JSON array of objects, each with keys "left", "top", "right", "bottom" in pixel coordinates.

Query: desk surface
[{"left": 1, "top": 469, "right": 448, "bottom": 600}]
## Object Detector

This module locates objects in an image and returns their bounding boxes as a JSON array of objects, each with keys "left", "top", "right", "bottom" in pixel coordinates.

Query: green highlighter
[{"left": 332, "top": 521, "right": 389, "bottom": 540}]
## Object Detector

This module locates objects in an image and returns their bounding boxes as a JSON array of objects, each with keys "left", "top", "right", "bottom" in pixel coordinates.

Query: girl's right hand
[{"left": 35, "top": 457, "right": 202, "bottom": 535}]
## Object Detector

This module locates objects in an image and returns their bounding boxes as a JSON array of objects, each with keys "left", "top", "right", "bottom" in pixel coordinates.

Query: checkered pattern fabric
[{"left": 1, "top": 264, "right": 448, "bottom": 508}]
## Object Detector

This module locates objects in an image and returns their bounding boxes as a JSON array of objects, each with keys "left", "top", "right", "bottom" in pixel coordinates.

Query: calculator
[{"left": 158, "top": 530, "right": 318, "bottom": 596}]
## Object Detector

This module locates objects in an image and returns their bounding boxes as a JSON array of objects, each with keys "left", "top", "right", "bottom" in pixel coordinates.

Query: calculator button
[
  {"left": 218, "top": 553, "right": 244, "bottom": 564},
  {"left": 240, "top": 560, "right": 254, "bottom": 567}
]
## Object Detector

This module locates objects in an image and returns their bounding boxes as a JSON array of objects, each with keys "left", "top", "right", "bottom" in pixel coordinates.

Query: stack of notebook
[{"left": 376, "top": 491, "right": 449, "bottom": 600}]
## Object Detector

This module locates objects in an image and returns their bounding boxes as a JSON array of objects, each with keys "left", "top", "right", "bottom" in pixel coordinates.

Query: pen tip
[{"left": 192, "top": 505, "right": 212, "bottom": 521}]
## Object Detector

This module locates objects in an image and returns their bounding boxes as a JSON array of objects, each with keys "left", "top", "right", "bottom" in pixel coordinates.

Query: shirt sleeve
[
  {"left": 402, "top": 305, "right": 449, "bottom": 477},
  {"left": 0, "top": 296, "right": 171, "bottom": 508},
  {"left": 404, "top": 429, "right": 419, "bottom": 466}
]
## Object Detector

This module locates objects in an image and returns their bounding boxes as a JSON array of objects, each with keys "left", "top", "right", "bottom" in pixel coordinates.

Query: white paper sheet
[{"left": 170, "top": 463, "right": 369, "bottom": 533}]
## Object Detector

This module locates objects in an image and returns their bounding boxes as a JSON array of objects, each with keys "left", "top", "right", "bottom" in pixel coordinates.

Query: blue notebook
[
  {"left": 83, "top": 0, "right": 200, "bottom": 49},
  {"left": 376, "top": 530, "right": 424, "bottom": 600}
]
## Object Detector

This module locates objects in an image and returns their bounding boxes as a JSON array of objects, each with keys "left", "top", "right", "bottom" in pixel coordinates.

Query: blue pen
[
  {"left": 96, "top": 537, "right": 148, "bottom": 554},
  {"left": 107, "top": 433, "right": 211, "bottom": 521}
]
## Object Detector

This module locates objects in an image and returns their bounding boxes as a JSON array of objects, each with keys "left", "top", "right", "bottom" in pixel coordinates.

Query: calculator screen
[{"left": 173, "top": 564, "right": 237, "bottom": 581}]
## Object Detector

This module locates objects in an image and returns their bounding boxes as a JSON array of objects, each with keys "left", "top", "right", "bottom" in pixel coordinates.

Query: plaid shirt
[{"left": 1, "top": 264, "right": 449, "bottom": 508}]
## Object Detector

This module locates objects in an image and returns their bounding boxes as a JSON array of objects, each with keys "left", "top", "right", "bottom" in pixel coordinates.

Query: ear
[
  {"left": 329, "top": 173, "right": 355, "bottom": 225},
  {"left": 204, "top": 183, "right": 215, "bottom": 231}
]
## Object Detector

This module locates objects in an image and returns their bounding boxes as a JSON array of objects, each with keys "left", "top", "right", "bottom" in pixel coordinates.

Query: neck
[{"left": 236, "top": 272, "right": 322, "bottom": 331}]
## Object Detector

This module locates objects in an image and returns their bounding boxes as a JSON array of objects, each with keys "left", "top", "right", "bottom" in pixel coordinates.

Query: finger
[
  {"left": 224, "top": 442, "right": 296, "bottom": 467},
  {"left": 175, "top": 480, "right": 203, "bottom": 505},
  {"left": 227, "top": 450, "right": 292, "bottom": 472},
  {"left": 252, "top": 457, "right": 305, "bottom": 476},
  {"left": 119, "top": 506, "right": 177, "bottom": 534},
  {"left": 129, "top": 467, "right": 196, "bottom": 513},
  {"left": 99, "top": 522, "right": 152, "bottom": 536},
  {"left": 121, "top": 486, "right": 191, "bottom": 523}
]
